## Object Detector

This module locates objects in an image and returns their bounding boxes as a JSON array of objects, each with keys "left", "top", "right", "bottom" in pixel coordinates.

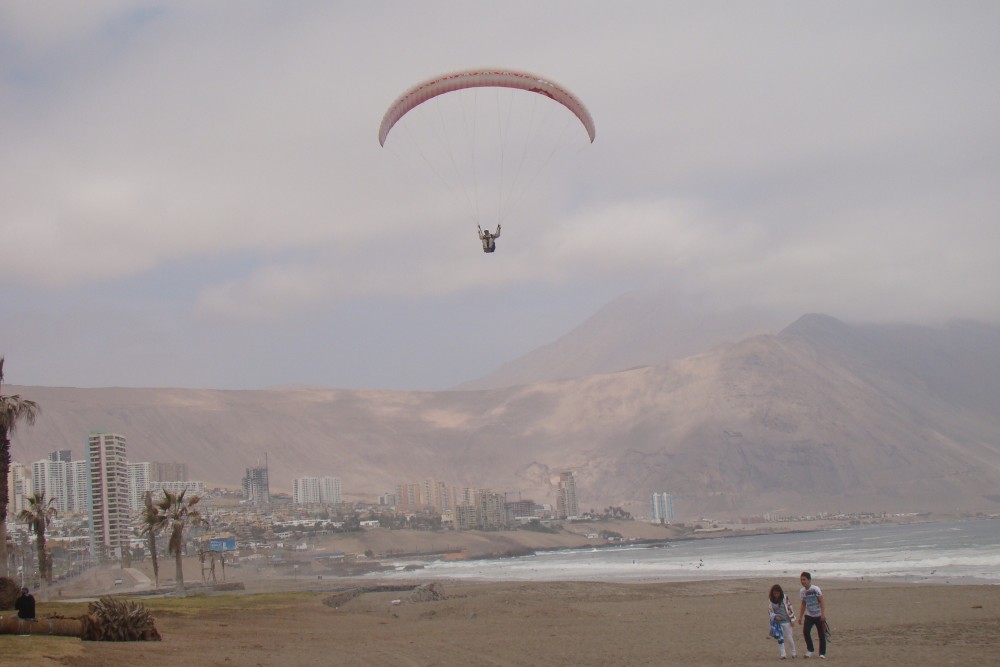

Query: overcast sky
[{"left": 2, "top": 1, "right": 998, "bottom": 391}]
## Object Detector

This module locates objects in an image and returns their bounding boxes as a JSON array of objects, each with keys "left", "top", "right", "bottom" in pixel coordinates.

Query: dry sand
[{"left": 7, "top": 564, "right": 999, "bottom": 666}]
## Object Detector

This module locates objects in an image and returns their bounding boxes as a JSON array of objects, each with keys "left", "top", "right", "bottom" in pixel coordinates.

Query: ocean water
[{"left": 370, "top": 518, "right": 1000, "bottom": 584}]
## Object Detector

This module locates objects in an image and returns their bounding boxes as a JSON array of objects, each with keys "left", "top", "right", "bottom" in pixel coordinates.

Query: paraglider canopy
[
  {"left": 377, "top": 68, "right": 596, "bottom": 243},
  {"left": 379, "top": 68, "right": 596, "bottom": 146}
]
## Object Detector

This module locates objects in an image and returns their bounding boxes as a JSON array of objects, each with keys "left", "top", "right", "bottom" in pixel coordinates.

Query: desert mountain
[
  {"left": 458, "top": 289, "right": 785, "bottom": 389},
  {"left": 9, "top": 315, "right": 1000, "bottom": 519}
]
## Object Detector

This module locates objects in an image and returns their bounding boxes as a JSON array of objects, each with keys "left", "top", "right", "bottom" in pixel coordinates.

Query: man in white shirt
[{"left": 798, "top": 571, "right": 827, "bottom": 658}]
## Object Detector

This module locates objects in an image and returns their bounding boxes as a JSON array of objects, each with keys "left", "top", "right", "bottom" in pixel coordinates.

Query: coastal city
[
  {"left": 8, "top": 430, "right": 936, "bottom": 591},
  {"left": 7, "top": 431, "right": 682, "bottom": 584}
]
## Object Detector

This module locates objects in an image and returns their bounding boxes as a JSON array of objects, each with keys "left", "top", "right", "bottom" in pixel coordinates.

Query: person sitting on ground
[{"left": 15, "top": 587, "right": 36, "bottom": 620}]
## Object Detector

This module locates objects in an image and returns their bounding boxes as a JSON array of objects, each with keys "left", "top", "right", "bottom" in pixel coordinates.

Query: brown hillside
[{"left": 9, "top": 316, "right": 1000, "bottom": 519}]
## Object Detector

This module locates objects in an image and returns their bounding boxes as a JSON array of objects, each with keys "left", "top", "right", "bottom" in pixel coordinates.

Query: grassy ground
[{"left": 1, "top": 591, "right": 317, "bottom": 664}]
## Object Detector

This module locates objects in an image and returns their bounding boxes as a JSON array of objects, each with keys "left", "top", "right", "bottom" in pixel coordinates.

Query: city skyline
[{"left": 9, "top": 440, "right": 674, "bottom": 535}]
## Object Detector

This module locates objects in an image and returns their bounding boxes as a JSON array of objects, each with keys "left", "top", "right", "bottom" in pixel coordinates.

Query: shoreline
[
  {"left": 40, "top": 516, "right": 999, "bottom": 604},
  {"left": 376, "top": 514, "right": 985, "bottom": 561},
  {"left": 364, "top": 517, "right": 1000, "bottom": 586},
  {"left": 368, "top": 514, "right": 998, "bottom": 563}
]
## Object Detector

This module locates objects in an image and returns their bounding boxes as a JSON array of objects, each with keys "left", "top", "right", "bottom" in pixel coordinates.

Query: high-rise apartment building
[
  {"left": 651, "top": 492, "right": 675, "bottom": 523},
  {"left": 556, "top": 472, "right": 578, "bottom": 519},
  {"left": 293, "top": 477, "right": 321, "bottom": 505},
  {"left": 69, "top": 460, "right": 90, "bottom": 514},
  {"left": 505, "top": 498, "right": 536, "bottom": 520},
  {"left": 454, "top": 503, "right": 477, "bottom": 530},
  {"left": 88, "top": 432, "right": 131, "bottom": 560},
  {"left": 450, "top": 489, "right": 509, "bottom": 530},
  {"left": 422, "top": 478, "right": 453, "bottom": 511},
  {"left": 392, "top": 479, "right": 455, "bottom": 512},
  {"left": 149, "top": 462, "right": 188, "bottom": 482},
  {"left": 32, "top": 458, "right": 72, "bottom": 514},
  {"left": 292, "top": 476, "right": 342, "bottom": 505},
  {"left": 128, "top": 462, "right": 151, "bottom": 512},
  {"left": 34, "top": 458, "right": 90, "bottom": 515},
  {"left": 477, "top": 489, "right": 506, "bottom": 529},
  {"left": 319, "top": 476, "right": 342, "bottom": 505},
  {"left": 243, "top": 465, "right": 270, "bottom": 505},
  {"left": 7, "top": 462, "right": 33, "bottom": 520},
  {"left": 395, "top": 482, "right": 421, "bottom": 509},
  {"left": 33, "top": 451, "right": 87, "bottom": 515}
]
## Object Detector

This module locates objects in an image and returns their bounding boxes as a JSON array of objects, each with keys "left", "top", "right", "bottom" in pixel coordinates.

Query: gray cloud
[{"left": 2, "top": 1, "right": 998, "bottom": 389}]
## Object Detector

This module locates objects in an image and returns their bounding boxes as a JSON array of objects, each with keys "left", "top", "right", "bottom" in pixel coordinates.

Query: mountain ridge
[
  {"left": 457, "top": 289, "right": 784, "bottom": 390},
  {"left": 8, "top": 314, "right": 1000, "bottom": 519}
]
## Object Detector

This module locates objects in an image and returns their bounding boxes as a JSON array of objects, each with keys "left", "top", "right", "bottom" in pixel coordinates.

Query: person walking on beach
[
  {"left": 797, "top": 572, "right": 826, "bottom": 658},
  {"left": 768, "top": 583, "right": 797, "bottom": 659}
]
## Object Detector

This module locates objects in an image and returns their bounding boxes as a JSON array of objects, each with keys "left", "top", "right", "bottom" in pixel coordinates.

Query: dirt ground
[{"left": 3, "top": 572, "right": 998, "bottom": 666}]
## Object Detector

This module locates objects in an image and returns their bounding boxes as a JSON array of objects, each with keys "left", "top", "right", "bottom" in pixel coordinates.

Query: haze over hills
[
  {"left": 8, "top": 314, "right": 1000, "bottom": 519},
  {"left": 458, "top": 289, "right": 786, "bottom": 390}
]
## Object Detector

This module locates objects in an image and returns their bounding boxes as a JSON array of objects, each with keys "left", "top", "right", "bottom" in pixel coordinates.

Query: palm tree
[
  {"left": 157, "top": 490, "right": 206, "bottom": 596},
  {"left": 140, "top": 491, "right": 163, "bottom": 587},
  {"left": 18, "top": 492, "right": 58, "bottom": 584},
  {"left": 0, "top": 357, "right": 40, "bottom": 578}
]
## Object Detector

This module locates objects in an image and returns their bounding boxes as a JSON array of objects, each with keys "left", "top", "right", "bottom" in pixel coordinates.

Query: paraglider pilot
[{"left": 477, "top": 224, "right": 501, "bottom": 253}]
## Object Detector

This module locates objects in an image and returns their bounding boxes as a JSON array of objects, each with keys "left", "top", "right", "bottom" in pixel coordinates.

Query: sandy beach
[
  {"left": 5, "top": 521, "right": 998, "bottom": 665},
  {"left": 5, "top": 564, "right": 998, "bottom": 666}
]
